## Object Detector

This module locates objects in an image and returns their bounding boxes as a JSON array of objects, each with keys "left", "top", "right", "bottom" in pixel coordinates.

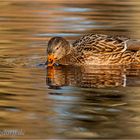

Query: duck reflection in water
[
  {"left": 46, "top": 65, "right": 133, "bottom": 88},
  {"left": 46, "top": 33, "right": 140, "bottom": 88}
]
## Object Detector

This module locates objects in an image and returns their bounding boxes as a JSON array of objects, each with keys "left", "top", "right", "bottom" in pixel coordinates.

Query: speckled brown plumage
[
  {"left": 57, "top": 34, "right": 140, "bottom": 65},
  {"left": 48, "top": 33, "right": 140, "bottom": 65}
]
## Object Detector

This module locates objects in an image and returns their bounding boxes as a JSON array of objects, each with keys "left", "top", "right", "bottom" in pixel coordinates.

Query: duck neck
[
  {"left": 66, "top": 43, "right": 74, "bottom": 56},
  {"left": 57, "top": 43, "right": 77, "bottom": 65}
]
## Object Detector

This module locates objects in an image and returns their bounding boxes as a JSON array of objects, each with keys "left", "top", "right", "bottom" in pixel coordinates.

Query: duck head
[{"left": 46, "top": 37, "right": 71, "bottom": 66}]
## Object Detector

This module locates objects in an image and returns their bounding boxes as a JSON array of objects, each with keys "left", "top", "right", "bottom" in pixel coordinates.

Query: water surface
[{"left": 1, "top": 0, "right": 140, "bottom": 139}]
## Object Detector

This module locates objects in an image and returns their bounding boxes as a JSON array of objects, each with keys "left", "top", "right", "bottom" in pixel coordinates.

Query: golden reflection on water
[
  {"left": 1, "top": 0, "right": 140, "bottom": 139},
  {"left": 47, "top": 65, "right": 125, "bottom": 88},
  {"left": 46, "top": 65, "right": 140, "bottom": 88}
]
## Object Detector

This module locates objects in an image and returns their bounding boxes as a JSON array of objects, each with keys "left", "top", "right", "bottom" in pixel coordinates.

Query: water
[{"left": 1, "top": 0, "right": 140, "bottom": 139}]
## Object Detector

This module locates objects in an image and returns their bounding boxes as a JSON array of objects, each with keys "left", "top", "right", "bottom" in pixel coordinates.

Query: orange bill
[{"left": 47, "top": 54, "right": 55, "bottom": 67}]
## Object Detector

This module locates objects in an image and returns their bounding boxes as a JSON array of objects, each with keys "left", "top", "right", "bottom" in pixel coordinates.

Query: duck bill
[{"left": 47, "top": 54, "right": 55, "bottom": 67}]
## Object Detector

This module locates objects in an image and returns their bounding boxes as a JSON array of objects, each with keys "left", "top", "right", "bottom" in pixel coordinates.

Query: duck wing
[{"left": 73, "top": 34, "right": 129, "bottom": 55}]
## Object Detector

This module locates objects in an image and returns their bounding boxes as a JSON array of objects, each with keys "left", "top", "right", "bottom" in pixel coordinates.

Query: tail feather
[{"left": 127, "top": 39, "right": 140, "bottom": 51}]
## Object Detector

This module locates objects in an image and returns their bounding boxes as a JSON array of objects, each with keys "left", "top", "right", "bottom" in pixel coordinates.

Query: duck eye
[{"left": 55, "top": 47, "right": 59, "bottom": 50}]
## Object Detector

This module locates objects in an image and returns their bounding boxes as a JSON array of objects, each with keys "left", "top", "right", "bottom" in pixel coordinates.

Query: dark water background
[{"left": 1, "top": 0, "right": 140, "bottom": 139}]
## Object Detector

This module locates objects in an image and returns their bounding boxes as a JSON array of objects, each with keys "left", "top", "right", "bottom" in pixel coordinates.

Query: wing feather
[{"left": 73, "top": 34, "right": 129, "bottom": 56}]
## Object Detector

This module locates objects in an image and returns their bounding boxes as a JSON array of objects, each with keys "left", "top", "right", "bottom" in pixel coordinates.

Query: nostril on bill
[
  {"left": 47, "top": 55, "right": 55, "bottom": 66},
  {"left": 48, "top": 58, "right": 54, "bottom": 64}
]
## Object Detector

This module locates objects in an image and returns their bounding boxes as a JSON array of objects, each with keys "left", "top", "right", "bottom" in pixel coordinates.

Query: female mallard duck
[{"left": 46, "top": 34, "right": 140, "bottom": 66}]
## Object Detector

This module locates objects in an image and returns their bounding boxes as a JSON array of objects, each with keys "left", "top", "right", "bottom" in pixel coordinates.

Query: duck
[{"left": 46, "top": 33, "right": 140, "bottom": 66}]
